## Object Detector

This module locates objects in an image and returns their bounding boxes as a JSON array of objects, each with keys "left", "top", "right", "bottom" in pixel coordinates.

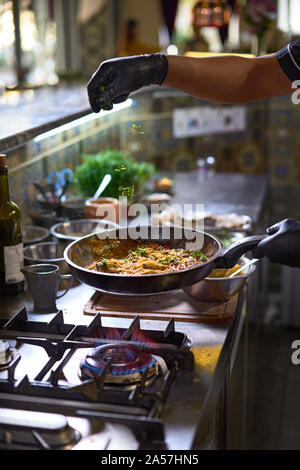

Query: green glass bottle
[{"left": 0, "top": 154, "right": 24, "bottom": 294}]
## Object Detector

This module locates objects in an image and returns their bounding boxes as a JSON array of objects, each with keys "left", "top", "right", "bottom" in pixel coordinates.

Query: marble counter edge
[{"left": 0, "top": 108, "right": 91, "bottom": 152}]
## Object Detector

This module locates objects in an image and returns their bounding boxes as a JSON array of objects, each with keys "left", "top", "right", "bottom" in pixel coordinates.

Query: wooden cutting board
[{"left": 84, "top": 290, "right": 238, "bottom": 324}]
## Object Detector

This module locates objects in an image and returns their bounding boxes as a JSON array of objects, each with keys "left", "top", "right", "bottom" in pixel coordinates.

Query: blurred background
[{"left": 0, "top": 0, "right": 298, "bottom": 87}]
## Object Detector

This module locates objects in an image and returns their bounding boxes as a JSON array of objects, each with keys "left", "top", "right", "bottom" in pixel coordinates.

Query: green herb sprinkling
[
  {"left": 119, "top": 185, "right": 135, "bottom": 200},
  {"left": 132, "top": 123, "right": 144, "bottom": 135}
]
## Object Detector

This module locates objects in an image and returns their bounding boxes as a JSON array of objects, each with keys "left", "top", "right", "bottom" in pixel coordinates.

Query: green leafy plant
[{"left": 74, "top": 150, "right": 155, "bottom": 199}]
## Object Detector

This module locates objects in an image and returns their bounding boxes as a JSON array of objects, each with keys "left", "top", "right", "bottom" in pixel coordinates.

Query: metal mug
[{"left": 21, "top": 264, "right": 73, "bottom": 314}]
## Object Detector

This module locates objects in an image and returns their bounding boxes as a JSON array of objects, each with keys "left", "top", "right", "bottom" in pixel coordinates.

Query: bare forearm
[{"left": 164, "top": 54, "right": 292, "bottom": 103}]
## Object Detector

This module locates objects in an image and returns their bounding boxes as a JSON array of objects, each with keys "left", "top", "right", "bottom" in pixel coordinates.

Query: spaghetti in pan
[{"left": 87, "top": 239, "right": 208, "bottom": 276}]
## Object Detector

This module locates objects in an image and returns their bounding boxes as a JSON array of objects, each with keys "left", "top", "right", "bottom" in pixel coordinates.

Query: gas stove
[{"left": 0, "top": 307, "right": 194, "bottom": 450}]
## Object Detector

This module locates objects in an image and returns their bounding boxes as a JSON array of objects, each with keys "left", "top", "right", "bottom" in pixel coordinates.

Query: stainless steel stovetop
[
  {"left": 0, "top": 307, "right": 199, "bottom": 450},
  {"left": 0, "top": 283, "right": 238, "bottom": 450}
]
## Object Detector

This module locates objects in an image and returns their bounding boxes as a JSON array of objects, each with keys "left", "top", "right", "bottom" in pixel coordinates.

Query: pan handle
[{"left": 216, "top": 234, "right": 267, "bottom": 269}]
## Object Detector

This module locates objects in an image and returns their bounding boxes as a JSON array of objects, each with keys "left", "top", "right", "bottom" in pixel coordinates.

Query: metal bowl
[
  {"left": 23, "top": 242, "right": 70, "bottom": 274},
  {"left": 184, "top": 256, "right": 256, "bottom": 303},
  {"left": 22, "top": 226, "right": 50, "bottom": 245},
  {"left": 61, "top": 198, "right": 86, "bottom": 220},
  {"left": 50, "top": 219, "right": 118, "bottom": 243},
  {"left": 27, "top": 209, "right": 57, "bottom": 229}
]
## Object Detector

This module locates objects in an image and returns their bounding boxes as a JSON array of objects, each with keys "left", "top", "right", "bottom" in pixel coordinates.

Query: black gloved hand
[
  {"left": 252, "top": 218, "right": 300, "bottom": 267},
  {"left": 87, "top": 54, "right": 169, "bottom": 113}
]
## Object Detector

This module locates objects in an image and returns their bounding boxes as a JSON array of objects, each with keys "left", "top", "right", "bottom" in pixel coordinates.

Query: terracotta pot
[{"left": 84, "top": 197, "right": 119, "bottom": 224}]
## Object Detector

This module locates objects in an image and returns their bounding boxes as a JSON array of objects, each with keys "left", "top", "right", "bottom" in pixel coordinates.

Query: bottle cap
[{"left": 0, "top": 154, "right": 7, "bottom": 167}]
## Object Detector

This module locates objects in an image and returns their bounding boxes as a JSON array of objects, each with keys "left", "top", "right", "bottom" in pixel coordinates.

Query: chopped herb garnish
[
  {"left": 192, "top": 250, "right": 207, "bottom": 261},
  {"left": 136, "top": 247, "right": 148, "bottom": 256},
  {"left": 99, "top": 260, "right": 108, "bottom": 269},
  {"left": 99, "top": 85, "right": 106, "bottom": 93},
  {"left": 132, "top": 123, "right": 144, "bottom": 135},
  {"left": 159, "top": 258, "right": 171, "bottom": 265}
]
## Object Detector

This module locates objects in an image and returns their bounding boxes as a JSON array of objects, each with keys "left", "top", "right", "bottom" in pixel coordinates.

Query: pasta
[
  {"left": 208, "top": 265, "right": 242, "bottom": 278},
  {"left": 87, "top": 239, "right": 208, "bottom": 275}
]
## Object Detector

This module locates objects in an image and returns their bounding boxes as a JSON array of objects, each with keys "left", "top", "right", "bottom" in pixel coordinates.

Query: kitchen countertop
[
  {"left": 0, "top": 85, "right": 90, "bottom": 151},
  {"left": 170, "top": 171, "right": 268, "bottom": 226},
  {"left": 0, "top": 84, "right": 171, "bottom": 151}
]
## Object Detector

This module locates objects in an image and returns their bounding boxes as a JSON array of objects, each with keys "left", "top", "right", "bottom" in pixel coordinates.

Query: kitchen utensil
[
  {"left": 47, "top": 173, "right": 57, "bottom": 200},
  {"left": 184, "top": 256, "right": 256, "bottom": 302},
  {"left": 22, "top": 226, "right": 50, "bottom": 245},
  {"left": 58, "top": 169, "right": 73, "bottom": 201},
  {"left": 47, "top": 169, "right": 73, "bottom": 201},
  {"left": 33, "top": 183, "right": 48, "bottom": 201},
  {"left": 228, "top": 258, "right": 259, "bottom": 278},
  {"left": 58, "top": 180, "right": 70, "bottom": 201},
  {"left": 60, "top": 168, "right": 73, "bottom": 183},
  {"left": 51, "top": 219, "right": 118, "bottom": 243},
  {"left": 84, "top": 290, "right": 238, "bottom": 322},
  {"left": 64, "top": 225, "right": 266, "bottom": 297},
  {"left": 21, "top": 264, "right": 73, "bottom": 314},
  {"left": 93, "top": 174, "right": 112, "bottom": 200}
]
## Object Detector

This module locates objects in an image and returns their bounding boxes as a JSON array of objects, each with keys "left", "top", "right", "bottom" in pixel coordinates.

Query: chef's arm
[
  {"left": 164, "top": 54, "right": 292, "bottom": 104},
  {"left": 88, "top": 43, "right": 298, "bottom": 113}
]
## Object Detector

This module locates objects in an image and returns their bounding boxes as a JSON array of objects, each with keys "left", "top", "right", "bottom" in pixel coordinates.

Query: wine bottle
[{"left": 0, "top": 154, "right": 24, "bottom": 294}]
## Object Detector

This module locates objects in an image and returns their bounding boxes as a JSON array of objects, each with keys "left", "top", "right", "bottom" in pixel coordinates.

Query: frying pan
[{"left": 64, "top": 225, "right": 265, "bottom": 297}]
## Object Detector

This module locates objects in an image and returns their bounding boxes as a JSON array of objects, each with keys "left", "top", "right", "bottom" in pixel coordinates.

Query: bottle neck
[{"left": 0, "top": 167, "right": 9, "bottom": 203}]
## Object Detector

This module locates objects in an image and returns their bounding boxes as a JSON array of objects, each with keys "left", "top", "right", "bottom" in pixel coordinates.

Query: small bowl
[
  {"left": 184, "top": 257, "right": 256, "bottom": 303},
  {"left": 142, "top": 193, "right": 172, "bottom": 206},
  {"left": 27, "top": 209, "right": 57, "bottom": 229},
  {"left": 61, "top": 198, "right": 86, "bottom": 220},
  {"left": 84, "top": 198, "right": 119, "bottom": 223},
  {"left": 50, "top": 219, "right": 118, "bottom": 243},
  {"left": 37, "top": 195, "right": 61, "bottom": 212},
  {"left": 23, "top": 242, "right": 69, "bottom": 275},
  {"left": 22, "top": 226, "right": 50, "bottom": 245}
]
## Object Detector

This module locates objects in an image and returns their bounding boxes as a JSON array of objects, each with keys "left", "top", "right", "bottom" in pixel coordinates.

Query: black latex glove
[
  {"left": 87, "top": 54, "right": 169, "bottom": 113},
  {"left": 252, "top": 218, "right": 300, "bottom": 267}
]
